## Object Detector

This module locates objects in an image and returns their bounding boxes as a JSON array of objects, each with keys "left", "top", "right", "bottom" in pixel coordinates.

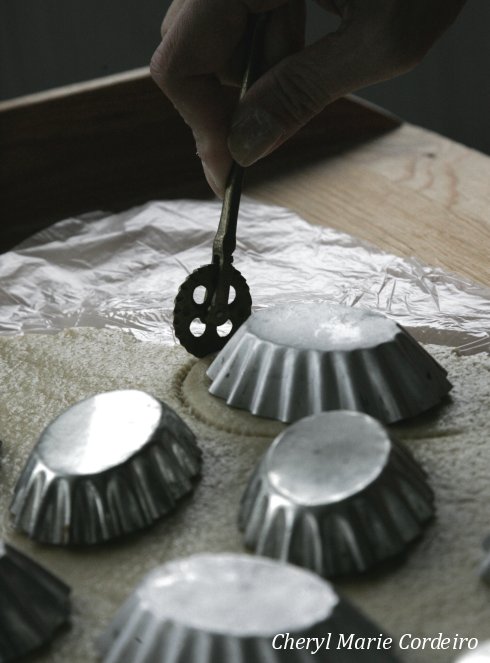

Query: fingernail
[
  {"left": 228, "top": 109, "right": 283, "bottom": 166},
  {"left": 202, "top": 161, "right": 223, "bottom": 199}
]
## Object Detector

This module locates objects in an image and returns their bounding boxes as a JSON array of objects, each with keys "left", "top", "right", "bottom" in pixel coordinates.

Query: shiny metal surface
[
  {"left": 98, "top": 553, "right": 400, "bottom": 662},
  {"left": 267, "top": 412, "right": 390, "bottom": 506},
  {"left": 455, "top": 642, "right": 490, "bottom": 662},
  {"left": 207, "top": 302, "right": 452, "bottom": 423},
  {"left": 249, "top": 302, "right": 399, "bottom": 351},
  {"left": 0, "top": 540, "right": 70, "bottom": 661},
  {"left": 479, "top": 555, "right": 490, "bottom": 584},
  {"left": 239, "top": 411, "right": 434, "bottom": 577},
  {"left": 10, "top": 390, "right": 202, "bottom": 545},
  {"left": 479, "top": 536, "right": 490, "bottom": 585}
]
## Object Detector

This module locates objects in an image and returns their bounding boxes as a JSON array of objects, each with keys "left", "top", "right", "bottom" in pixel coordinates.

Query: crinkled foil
[{"left": 1, "top": 199, "right": 489, "bottom": 351}]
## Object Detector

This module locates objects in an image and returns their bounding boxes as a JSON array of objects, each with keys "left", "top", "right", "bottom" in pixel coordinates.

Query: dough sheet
[{"left": 0, "top": 328, "right": 489, "bottom": 661}]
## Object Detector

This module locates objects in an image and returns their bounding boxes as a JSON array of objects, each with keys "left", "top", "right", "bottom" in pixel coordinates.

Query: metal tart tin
[
  {"left": 479, "top": 555, "right": 490, "bottom": 584},
  {"left": 10, "top": 390, "right": 201, "bottom": 545},
  {"left": 207, "top": 302, "right": 452, "bottom": 424},
  {"left": 97, "top": 553, "right": 400, "bottom": 662},
  {"left": 479, "top": 535, "right": 490, "bottom": 584},
  {"left": 0, "top": 540, "right": 70, "bottom": 661},
  {"left": 239, "top": 411, "right": 434, "bottom": 577},
  {"left": 455, "top": 642, "right": 490, "bottom": 662}
]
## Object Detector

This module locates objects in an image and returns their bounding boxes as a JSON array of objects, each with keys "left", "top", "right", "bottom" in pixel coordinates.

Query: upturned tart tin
[
  {"left": 239, "top": 410, "right": 434, "bottom": 576},
  {"left": 478, "top": 535, "right": 490, "bottom": 584},
  {"left": 207, "top": 302, "right": 452, "bottom": 424},
  {"left": 10, "top": 390, "right": 202, "bottom": 545},
  {"left": 455, "top": 642, "right": 490, "bottom": 662},
  {"left": 0, "top": 540, "right": 71, "bottom": 661},
  {"left": 97, "top": 553, "right": 400, "bottom": 662}
]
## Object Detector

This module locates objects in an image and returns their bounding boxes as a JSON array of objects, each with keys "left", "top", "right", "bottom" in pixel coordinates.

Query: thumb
[{"left": 228, "top": 29, "right": 392, "bottom": 166}]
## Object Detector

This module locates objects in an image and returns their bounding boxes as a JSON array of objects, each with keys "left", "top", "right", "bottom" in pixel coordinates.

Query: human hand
[{"left": 150, "top": 0, "right": 466, "bottom": 197}]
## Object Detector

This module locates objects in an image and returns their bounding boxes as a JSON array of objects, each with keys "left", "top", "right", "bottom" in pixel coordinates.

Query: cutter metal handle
[
  {"left": 208, "top": 13, "right": 268, "bottom": 322},
  {"left": 172, "top": 13, "right": 267, "bottom": 357},
  {"left": 212, "top": 12, "right": 268, "bottom": 270}
]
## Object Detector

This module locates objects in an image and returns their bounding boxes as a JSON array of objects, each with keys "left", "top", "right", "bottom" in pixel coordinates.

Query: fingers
[
  {"left": 216, "top": 1, "right": 306, "bottom": 89},
  {"left": 161, "top": 0, "right": 188, "bottom": 39},
  {"left": 263, "top": 0, "right": 306, "bottom": 69},
  {"left": 228, "top": 0, "right": 467, "bottom": 167},
  {"left": 227, "top": 33, "right": 356, "bottom": 167},
  {"left": 151, "top": 0, "right": 245, "bottom": 196},
  {"left": 315, "top": 0, "right": 346, "bottom": 16},
  {"left": 151, "top": 0, "right": 290, "bottom": 197},
  {"left": 153, "top": 0, "right": 467, "bottom": 193}
]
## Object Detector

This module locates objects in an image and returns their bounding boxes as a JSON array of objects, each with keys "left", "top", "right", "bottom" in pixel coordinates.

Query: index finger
[{"left": 150, "top": 0, "right": 287, "bottom": 196}]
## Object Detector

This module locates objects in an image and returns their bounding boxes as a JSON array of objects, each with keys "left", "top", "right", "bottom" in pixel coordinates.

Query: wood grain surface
[
  {"left": 247, "top": 124, "right": 490, "bottom": 285},
  {"left": 1, "top": 69, "right": 489, "bottom": 285}
]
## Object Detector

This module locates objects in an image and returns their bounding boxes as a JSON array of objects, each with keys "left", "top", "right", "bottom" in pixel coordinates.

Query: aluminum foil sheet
[{"left": 0, "top": 199, "right": 489, "bottom": 350}]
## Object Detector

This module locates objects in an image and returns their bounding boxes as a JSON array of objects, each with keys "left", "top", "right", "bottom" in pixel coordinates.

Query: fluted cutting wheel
[{"left": 173, "top": 264, "right": 252, "bottom": 357}]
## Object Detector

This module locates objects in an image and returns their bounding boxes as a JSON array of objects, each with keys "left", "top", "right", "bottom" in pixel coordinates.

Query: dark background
[{"left": 1, "top": 0, "right": 488, "bottom": 154}]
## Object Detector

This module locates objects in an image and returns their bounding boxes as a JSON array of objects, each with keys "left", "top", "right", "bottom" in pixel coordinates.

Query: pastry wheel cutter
[{"left": 173, "top": 13, "right": 267, "bottom": 358}]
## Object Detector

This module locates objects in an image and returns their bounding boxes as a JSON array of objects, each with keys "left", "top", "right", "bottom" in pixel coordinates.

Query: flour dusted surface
[{"left": 0, "top": 328, "right": 489, "bottom": 662}]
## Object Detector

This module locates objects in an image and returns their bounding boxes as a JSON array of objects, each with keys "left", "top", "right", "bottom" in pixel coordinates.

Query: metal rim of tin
[
  {"left": 478, "top": 543, "right": 490, "bottom": 585},
  {"left": 206, "top": 302, "right": 452, "bottom": 424},
  {"left": 454, "top": 642, "right": 490, "bottom": 662},
  {"left": 10, "top": 390, "right": 202, "bottom": 546},
  {"left": 0, "top": 540, "right": 71, "bottom": 661},
  {"left": 97, "top": 553, "right": 399, "bottom": 663},
  {"left": 239, "top": 410, "right": 435, "bottom": 577}
]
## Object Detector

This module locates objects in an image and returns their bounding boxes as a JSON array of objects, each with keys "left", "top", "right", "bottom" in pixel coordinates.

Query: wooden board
[
  {"left": 1, "top": 68, "right": 489, "bottom": 286},
  {"left": 247, "top": 124, "right": 490, "bottom": 286}
]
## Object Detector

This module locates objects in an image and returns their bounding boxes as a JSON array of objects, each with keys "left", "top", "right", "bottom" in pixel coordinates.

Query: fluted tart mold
[
  {"left": 0, "top": 540, "right": 70, "bottom": 661},
  {"left": 10, "top": 390, "right": 202, "bottom": 545},
  {"left": 97, "top": 553, "right": 400, "bottom": 662},
  {"left": 207, "top": 302, "right": 452, "bottom": 424},
  {"left": 455, "top": 641, "right": 490, "bottom": 662},
  {"left": 239, "top": 411, "right": 434, "bottom": 577}
]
